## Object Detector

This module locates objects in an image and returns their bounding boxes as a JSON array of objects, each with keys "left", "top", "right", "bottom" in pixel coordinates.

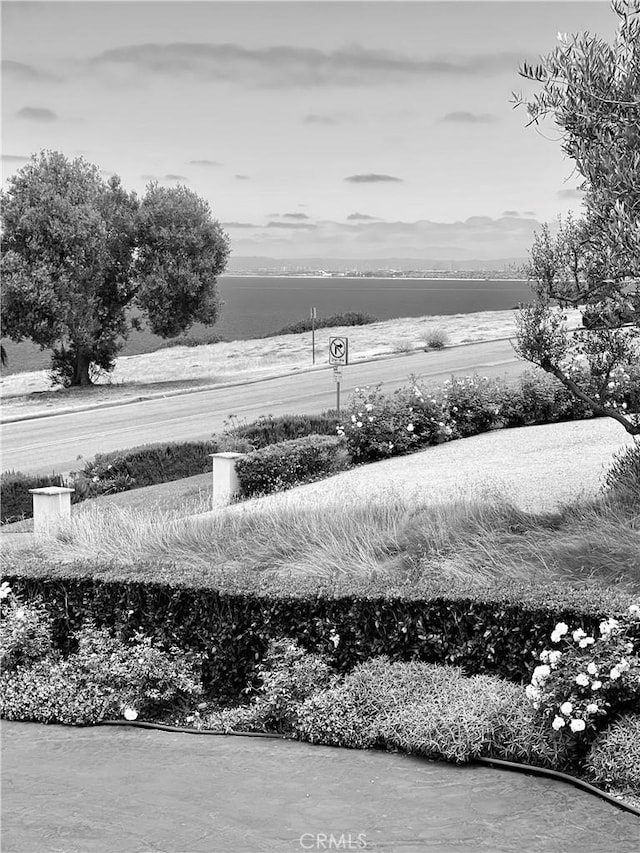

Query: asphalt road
[{"left": 2, "top": 339, "right": 525, "bottom": 475}]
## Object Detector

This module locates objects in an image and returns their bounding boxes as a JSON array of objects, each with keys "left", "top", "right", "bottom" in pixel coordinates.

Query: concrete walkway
[{"left": 2, "top": 722, "right": 639, "bottom": 853}]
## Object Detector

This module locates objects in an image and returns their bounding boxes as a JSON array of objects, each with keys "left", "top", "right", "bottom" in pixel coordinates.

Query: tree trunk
[{"left": 71, "top": 351, "right": 92, "bottom": 387}]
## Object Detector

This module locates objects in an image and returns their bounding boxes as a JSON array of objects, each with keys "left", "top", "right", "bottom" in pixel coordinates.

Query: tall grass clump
[{"left": 422, "top": 327, "right": 449, "bottom": 350}]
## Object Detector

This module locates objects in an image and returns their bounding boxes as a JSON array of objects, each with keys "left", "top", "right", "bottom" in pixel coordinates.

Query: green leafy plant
[
  {"left": 586, "top": 714, "right": 640, "bottom": 793},
  {"left": 268, "top": 312, "right": 376, "bottom": 337},
  {"left": 235, "top": 434, "right": 351, "bottom": 497}
]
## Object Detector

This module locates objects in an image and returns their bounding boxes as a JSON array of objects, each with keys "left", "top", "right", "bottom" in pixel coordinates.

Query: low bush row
[
  {"left": 0, "top": 471, "right": 83, "bottom": 525},
  {"left": 2, "top": 570, "right": 635, "bottom": 702}
]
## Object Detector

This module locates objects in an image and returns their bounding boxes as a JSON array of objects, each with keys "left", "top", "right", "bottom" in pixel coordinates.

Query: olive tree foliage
[
  {"left": 512, "top": 0, "right": 640, "bottom": 435},
  {"left": 1, "top": 151, "right": 230, "bottom": 387}
]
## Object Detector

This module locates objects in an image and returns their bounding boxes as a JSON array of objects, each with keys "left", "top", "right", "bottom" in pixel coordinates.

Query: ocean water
[{"left": 1, "top": 276, "right": 533, "bottom": 375}]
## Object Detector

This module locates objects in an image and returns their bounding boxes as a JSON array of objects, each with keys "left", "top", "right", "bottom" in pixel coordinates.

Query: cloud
[
  {"left": 502, "top": 210, "right": 521, "bottom": 217},
  {"left": 441, "top": 111, "right": 497, "bottom": 124},
  {"left": 303, "top": 113, "right": 337, "bottom": 125},
  {"left": 266, "top": 221, "right": 317, "bottom": 230},
  {"left": 347, "top": 212, "right": 381, "bottom": 221},
  {"left": 235, "top": 174, "right": 250, "bottom": 180},
  {"left": 163, "top": 174, "right": 188, "bottom": 181},
  {"left": 1, "top": 60, "right": 59, "bottom": 82},
  {"left": 229, "top": 214, "right": 543, "bottom": 260},
  {"left": 1, "top": 154, "right": 30, "bottom": 163},
  {"left": 141, "top": 174, "right": 158, "bottom": 181},
  {"left": 222, "top": 221, "right": 260, "bottom": 228},
  {"left": 282, "top": 213, "right": 310, "bottom": 220},
  {"left": 188, "top": 159, "right": 221, "bottom": 166},
  {"left": 88, "top": 43, "right": 523, "bottom": 88},
  {"left": 345, "top": 173, "right": 403, "bottom": 183},
  {"left": 524, "top": 210, "right": 537, "bottom": 217},
  {"left": 557, "top": 188, "right": 584, "bottom": 199},
  {"left": 16, "top": 107, "right": 57, "bottom": 121}
]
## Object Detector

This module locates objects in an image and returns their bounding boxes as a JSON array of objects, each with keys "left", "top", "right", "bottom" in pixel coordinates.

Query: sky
[{"left": 1, "top": 0, "right": 617, "bottom": 262}]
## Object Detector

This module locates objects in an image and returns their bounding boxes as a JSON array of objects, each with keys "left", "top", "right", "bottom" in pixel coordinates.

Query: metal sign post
[
  {"left": 328, "top": 337, "right": 348, "bottom": 416},
  {"left": 333, "top": 366, "right": 342, "bottom": 415},
  {"left": 311, "top": 306, "right": 317, "bottom": 364}
]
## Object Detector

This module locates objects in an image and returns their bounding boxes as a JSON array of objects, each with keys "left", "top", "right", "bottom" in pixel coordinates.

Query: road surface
[{"left": 2, "top": 339, "right": 525, "bottom": 475}]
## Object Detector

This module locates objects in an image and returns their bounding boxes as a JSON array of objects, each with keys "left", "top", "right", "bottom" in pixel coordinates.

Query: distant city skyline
[{"left": 2, "top": 1, "right": 614, "bottom": 259}]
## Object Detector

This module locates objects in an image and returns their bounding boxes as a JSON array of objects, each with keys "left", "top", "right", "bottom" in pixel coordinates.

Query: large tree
[
  {"left": 513, "top": 0, "right": 640, "bottom": 435},
  {"left": 1, "top": 151, "right": 230, "bottom": 386}
]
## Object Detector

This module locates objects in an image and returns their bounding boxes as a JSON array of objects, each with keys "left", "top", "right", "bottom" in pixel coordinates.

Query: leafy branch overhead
[
  {"left": 0, "top": 151, "right": 230, "bottom": 387},
  {"left": 513, "top": 0, "right": 640, "bottom": 436}
]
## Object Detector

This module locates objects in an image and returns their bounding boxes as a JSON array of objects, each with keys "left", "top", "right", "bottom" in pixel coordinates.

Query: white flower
[
  {"left": 551, "top": 622, "right": 568, "bottom": 643},
  {"left": 586, "top": 703, "right": 599, "bottom": 715},
  {"left": 406, "top": 423, "right": 414, "bottom": 432},
  {"left": 628, "top": 604, "right": 640, "bottom": 619},
  {"left": 559, "top": 701, "right": 573, "bottom": 715},
  {"left": 569, "top": 718, "right": 586, "bottom": 733},
  {"left": 13, "top": 608, "right": 25, "bottom": 621},
  {"left": 0, "top": 582, "right": 11, "bottom": 600},
  {"left": 587, "top": 662, "right": 598, "bottom": 675},
  {"left": 329, "top": 630, "right": 340, "bottom": 648},
  {"left": 552, "top": 716, "right": 566, "bottom": 730},
  {"left": 575, "top": 673, "right": 589, "bottom": 687},
  {"left": 599, "top": 618, "right": 620, "bottom": 637},
  {"left": 579, "top": 637, "right": 595, "bottom": 648},
  {"left": 525, "top": 684, "right": 541, "bottom": 701},
  {"left": 591, "top": 680, "right": 602, "bottom": 691},
  {"left": 123, "top": 707, "right": 138, "bottom": 721},
  {"left": 532, "top": 664, "right": 551, "bottom": 686},
  {"left": 356, "top": 421, "right": 363, "bottom": 428},
  {"left": 609, "top": 667, "right": 621, "bottom": 680},
  {"left": 365, "top": 403, "right": 373, "bottom": 412},
  {"left": 547, "top": 650, "right": 562, "bottom": 666},
  {"left": 618, "top": 658, "right": 630, "bottom": 672},
  {"left": 572, "top": 628, "right": 586, "bottom": 642}
]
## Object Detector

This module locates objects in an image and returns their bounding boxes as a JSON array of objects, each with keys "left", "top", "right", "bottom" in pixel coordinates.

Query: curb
[
  {"left": 96, "top": 720, "right": 640, "bottom": 818},
  {"left": 1, "top": 336, "right": 518, "bottom": 425}
]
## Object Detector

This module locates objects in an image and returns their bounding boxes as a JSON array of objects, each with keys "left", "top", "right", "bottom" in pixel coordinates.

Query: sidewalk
[{"left": 2, "top": 721, "right": 638, "bottom": 853}]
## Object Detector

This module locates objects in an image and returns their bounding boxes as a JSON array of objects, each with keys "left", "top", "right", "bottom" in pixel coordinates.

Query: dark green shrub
[
  {"left": 158, "top": 331, "right": 227, "bottom": 348},
  {"left": 0, "top": 470, "right": 72, "bottom": 524},
  {"left": 268, "top": 312, "right": 376, "bottom": 337},
  {"left": 338, "top": 383, "right": 451, "bottom": 463},
  {"left": 81, "top": 440, "right": 218, "bottom": 494},
  {"left": 235, "top": 434, "right": 351, "bottom": 497},
  {"left": 219, "top": 412, "right": 341, "bottom": 451},
  {"left": 585, "top": 715, "right": 640, "bottom": 793},
  {"left": 602, "top": 440, "right": 640, "bottom": 501}
]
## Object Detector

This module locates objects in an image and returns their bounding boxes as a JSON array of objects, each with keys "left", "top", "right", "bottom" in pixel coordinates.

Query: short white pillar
[
  {"left": 210, "top": 452, "right": 245, "bottom": 504},
  {"left": 28, "top": 486, "right": 75, "bottom": 535}
]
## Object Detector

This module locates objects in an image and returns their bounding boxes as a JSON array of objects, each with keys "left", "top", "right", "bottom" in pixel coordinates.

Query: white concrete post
[
  {"left": 210, "top": 452, "right": 245, "bottom": 504},
  {"left": 28, "top": 486, "right": 75, "bottom": 536}
]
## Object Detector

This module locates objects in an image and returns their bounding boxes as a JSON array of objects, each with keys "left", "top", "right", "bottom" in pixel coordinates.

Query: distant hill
[{"left": 225, "top": 256, "right": 527, "bottom": 273}]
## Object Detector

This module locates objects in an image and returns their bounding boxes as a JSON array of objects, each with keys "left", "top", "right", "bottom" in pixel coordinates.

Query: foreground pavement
[{"left": 2, "top": 722, "right": 639, "bottom": 853}]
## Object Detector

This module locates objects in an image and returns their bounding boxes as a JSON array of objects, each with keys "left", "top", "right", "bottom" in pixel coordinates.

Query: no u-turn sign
[{"left": 329, "top": 336, "right": 348, "bottom": 365}]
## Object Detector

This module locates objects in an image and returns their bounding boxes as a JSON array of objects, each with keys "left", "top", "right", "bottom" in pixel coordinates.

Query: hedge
[
  {"left": 0, "top": 471, "right": 76, "bottom": 524},
  {"left": 235, "top": 434, "right": 351, "bottom": 497},
  {"left": 3, "top": 569, "right": 634, "bottom": 702},
  {"left": 222, "top": 413, "right": 340, "bottom": 450},
  {"left": 268, "top": 312, "right": 376, "bottom": 337}
]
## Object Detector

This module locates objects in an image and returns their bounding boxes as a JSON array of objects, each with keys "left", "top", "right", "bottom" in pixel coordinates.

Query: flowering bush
[
  {"left": 0, "top": 583, "right": 203, "bottom": 725},
  {"left": 338, "top": 383, "right": 451, "bottom": 462},
  {"left": 439, "top": 374, "right": 501, "bottom": 438},
  {"left": 0, "top": 581, "right": 54, "bottom": 670},
  {"left": 526, "top": 604, "right": 640, "bottom": 743}
]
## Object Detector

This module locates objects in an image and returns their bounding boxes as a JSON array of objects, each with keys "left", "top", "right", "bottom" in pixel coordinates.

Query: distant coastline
[{"left": 222, "top": 274, "right": 530, "bottom": 282}]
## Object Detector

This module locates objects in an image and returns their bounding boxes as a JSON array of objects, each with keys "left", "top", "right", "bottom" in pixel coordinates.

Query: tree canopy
[
  {"left": 513, "top": 0, "right": 640, "bottom": 435},
  {"left": 1, "top": 151, "right": 230, "bottom": 386}
]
